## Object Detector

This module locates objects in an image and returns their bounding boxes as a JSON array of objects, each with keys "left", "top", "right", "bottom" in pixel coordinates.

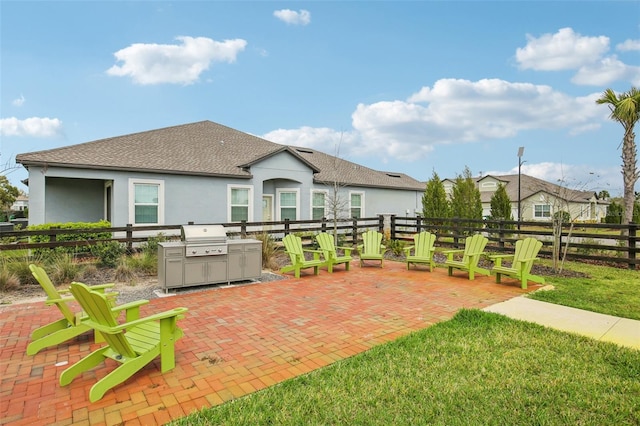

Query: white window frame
[
  {"left": 128, "top": 178, "right": 164, "bottom": 225},
  {"left": 276, "top": 188, "right": 300, "bottom": 221},
  {"left": 349, "top": 191, "right": 365, "bottom": 219},
  {"left": 228, "top": 184, "right": 254, "bottom": 222},
  {"left": 533, "top": 204, "right": 551, "bottom": 219},
  {"left": 311, "top": 190, "right": 328, "bottom": 220}
]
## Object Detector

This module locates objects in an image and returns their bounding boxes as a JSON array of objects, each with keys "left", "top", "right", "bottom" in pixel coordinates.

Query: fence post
[
  {"left": 321, "top": 217, "right": 327, "bottom": 233},
  {"left": 453, "top": 218, "right": 460, "bottom": 248},
  {"left": 498, "top": 220, "right": 505, "bottom": 251},
  {"left": 378, "top": 215, "right": 385, "bottom": 233},
  {"left": 389, "top": 215, "right": 397, "bottom": 240},
  {"left": 240, "top": 220, "right": 247, "bottom": 239},
  {"left": 284, "top": 219, "right": 290, "bottom": 236},
  {"left": 126, "top": 224, "right": 133, "bottom": 252},
  {"left": 416, "top": 215, "right": 422, "bottom": 233},
  {"left": 628, "top": 222, "right": 637, "bottom": 270},
  {"left": 352, "top": 218, "right": 358, "bottom": 246}
]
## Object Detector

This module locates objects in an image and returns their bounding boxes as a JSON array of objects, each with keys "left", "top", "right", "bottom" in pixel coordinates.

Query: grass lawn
[
  {"left": 172, "top": 309, "right": 639, "bottom": 425},
  {"left": 529, "top": 260, "right": 640, "bottom": 320}
]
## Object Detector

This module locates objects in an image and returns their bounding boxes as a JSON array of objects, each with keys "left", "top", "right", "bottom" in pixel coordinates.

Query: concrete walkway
[{"left": 484, "top": 297, "right": 640, "bottom": 350}]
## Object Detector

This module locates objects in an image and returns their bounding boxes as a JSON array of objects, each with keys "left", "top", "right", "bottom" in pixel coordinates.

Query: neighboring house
[
  {"left": 442, "top": 174, "right": 607, "bottom": 222},
  {"left": 16, "top": 121, "right": 425, "bottom": 228},
  {"left": 10, "top": 194, "right": 28, "bottom": 212}
]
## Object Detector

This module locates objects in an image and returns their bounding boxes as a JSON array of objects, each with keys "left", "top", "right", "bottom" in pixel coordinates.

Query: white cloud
[
  {"left": 0, "top": 117, "right": 63, "bottom": 137},
  {"left": 616, "top": 39, "right": 640, "bottom": 51},
  {"left": 106, "top": 36, "right": 247, "bottom": 85},
  {"left": 515, "top": 27, "right": 638, "bottom": 86},
  {"left": 263, "top": 126, "right": 358, "bottom": 151},
  {"left": 12, "top": 95, "right": 25, "bottom": 107},
  {"left": 516, "top": 27, "right": 609, "bottom": 71},
  {"left": 571, "top": 56, "right": 640, "bottom": 86},
  {"left": 265, "top": 78, "right": 605, "bottom": 166},
  {"left": 352, "top": 78, "right": 601, "bottom": 159},
  {"left": 273, "top": 9, "right": 311, "bottom": 26}
]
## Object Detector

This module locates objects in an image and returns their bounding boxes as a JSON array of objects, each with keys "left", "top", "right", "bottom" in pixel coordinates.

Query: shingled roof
[
  {"left": 16, "top": 120, "right": 424, "bottom": 190},
  {"left": 478, "top": 174, "right": 597, "bottom": 204}
]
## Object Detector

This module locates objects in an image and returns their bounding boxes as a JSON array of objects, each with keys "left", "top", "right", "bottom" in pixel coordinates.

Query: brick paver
[{"left": 0, "top": 261, "right": 534, "bottom": 425}]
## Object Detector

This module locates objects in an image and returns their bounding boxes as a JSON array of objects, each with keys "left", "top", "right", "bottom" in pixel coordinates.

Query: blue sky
[{"left": 1, "top": 1, "right": 639, "bottom": 197}]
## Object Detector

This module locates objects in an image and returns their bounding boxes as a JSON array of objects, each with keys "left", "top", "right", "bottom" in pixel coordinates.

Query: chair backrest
[
  {"left": 69, "top": 282, "right": 137, "bottom": 358},
  {"left": 361, "top": 230, "right": 383, "bottom": 254},
  {"left": 413, "top": 231, "right": 436, "bottom": 255},
  {"left": 282, "top": 234, "right": 304, "bottom": 264},
  {"left": 316, "top": 233, "right": 336, "bottom": 259},
  {"left": 513, "top": 237, "right": 543, "bottom": 270},
  {"left": 29, "top": 264, "right": 76, "bottom": 325},
  {"left": 462, "top": 234, "right": 488, "bottom": 264}
]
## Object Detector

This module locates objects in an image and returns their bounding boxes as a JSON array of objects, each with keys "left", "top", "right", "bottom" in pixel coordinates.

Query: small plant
[
  {"left": 576, "top": 238, "right": 600, "bottom": 256},
  {"left": 126, "top": 250, "right": 157, "bottom": 275},
  {"left": 141, "top": 233, "right": 167, "bottom": 256},
  {"left": 0, "top": 268, "right": 20, "bottom": 292},
  {"left": 49, "top": 253, "right": 80, "bottom": 284},
  {"left": 254, "top": 232, "right": 278, "bottom": 269},
  {"left": 385, "top": 239, "right": 406, "bottom": 257},
  {"left": 115, "top": 257, "right": 137, "bottom": 285},
  {"left": 5, "top": 257, "right": 37, "bottom": 285},
  {"left": 91, "top": 241, "right": 126, "bottom": 268}
]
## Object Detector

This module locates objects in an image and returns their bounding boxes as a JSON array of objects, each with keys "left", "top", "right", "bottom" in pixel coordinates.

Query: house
[
  {"left": 10, "top": 194, "right": 28, "bottom": 212},
  {"left": 442, "top": 174, "right": 607, "bottom": 222},
  {"left": 16, "top": 121, "right": 426, "bottom": 228}
]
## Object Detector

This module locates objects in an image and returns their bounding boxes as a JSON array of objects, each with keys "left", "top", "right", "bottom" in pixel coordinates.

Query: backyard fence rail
[{"left": 0, "top": 216, "right": 637, "bottom": 269}]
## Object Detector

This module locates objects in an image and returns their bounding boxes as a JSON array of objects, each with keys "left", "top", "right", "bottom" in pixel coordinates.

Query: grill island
[{"left": 158, "top": 225, "right": 262, "bottom": 291}]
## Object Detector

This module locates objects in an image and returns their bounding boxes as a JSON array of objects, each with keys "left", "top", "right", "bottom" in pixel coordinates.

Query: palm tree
[{"left": 596, "top": 87, "right": 640, "bottom": 227}]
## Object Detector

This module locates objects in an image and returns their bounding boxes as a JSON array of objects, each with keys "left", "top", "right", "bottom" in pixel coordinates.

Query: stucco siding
[{"left": 45, "top": 177, "right": 104, "bottom": 223}]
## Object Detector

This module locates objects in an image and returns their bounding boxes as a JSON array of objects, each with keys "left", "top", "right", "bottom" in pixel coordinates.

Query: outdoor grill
[{"left": 181, "top": 224, "right": 228, "bottom": 257}]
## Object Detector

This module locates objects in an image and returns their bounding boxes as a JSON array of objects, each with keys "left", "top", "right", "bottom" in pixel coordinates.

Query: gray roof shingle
[{"left": 16, "top": 120, "right": 425, "bottom": 190}]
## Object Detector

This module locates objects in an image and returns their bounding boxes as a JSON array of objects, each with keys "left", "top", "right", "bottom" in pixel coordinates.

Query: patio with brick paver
[{"left": 0, "top": 260, "right": 536, "bottom": 426}]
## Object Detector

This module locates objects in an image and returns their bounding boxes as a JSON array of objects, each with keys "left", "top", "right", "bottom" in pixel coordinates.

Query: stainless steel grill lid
[{"left": 181, "top": 225, "right": 227, "bottom": 244}]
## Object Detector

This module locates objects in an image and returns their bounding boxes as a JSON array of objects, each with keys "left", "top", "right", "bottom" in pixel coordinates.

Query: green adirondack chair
[
  {"left": 61, "top": 282, "right": 188, "bottom": 402},
  {"left": 490, "top": 237, "right": 545, "bottom": 289},
  {"left": 404, "top": 231, "right": 437, "bottom": 271},
  {"left": 280, "top": 234, "right": 327, "bottom": 278},
  {"left": 26, "top": 264, "right": 145, "bottom": 356},
  {"left": 442, "top": 234, "right": 490, "bottom": 280},
  {"left": 315, "top": 232, "right": 353, "bottom": 273},
  {"left": 357, "top": 230, "right": 385, "bottom": 267}
]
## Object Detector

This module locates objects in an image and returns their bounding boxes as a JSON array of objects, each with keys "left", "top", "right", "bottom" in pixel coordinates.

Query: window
[
  {"left": 311, "top": 191, "right": 327, "bottom": 220},
  {"left": 534, "top": 204, "right": 551, "bottom": 219},
  {"left": 228, "top": 185, "right": 253, "bottom": 222},
  {"left": 277, "top": 189, "right": 299, "bottom": 220},
  {"left": 129, "top": 179, "right": 163, "bottom": 225},
  {"left": 350, "top": 192, "right": 364, "bottom": 218}
]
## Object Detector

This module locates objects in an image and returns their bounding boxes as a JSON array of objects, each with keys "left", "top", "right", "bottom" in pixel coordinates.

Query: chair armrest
[
  {"left": 403, "top": 246, "right": 415, "bottom": 255},
  {"left": 93, "top": 307, "right": 189, "bottom": 334},
  {"left": 518, "top": 257, "right": 540, "bottom": 263},
  {"left": 45, "top": 296, "right": 76, "bottom": 305},
  {"left": 442, "top": 249, "right": 463, "bottom": 260},
  {"left": 110, "top": 299, "right": 149, "bottom": 313}
]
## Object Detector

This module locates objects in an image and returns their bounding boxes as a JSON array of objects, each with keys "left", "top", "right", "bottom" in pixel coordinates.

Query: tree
[
  {"left": 421, "top": 170, "right": 450, "bottom": 231},
  {"left": 0, "top": 176, "right": 20, "bottom": 221},
  {"left": 598, "top": 190, "right": 610, "bottom": 200},
  {"left": 605, "top": 200, "right": 623, "bottom": 224},
  {"left": 450, "top": 166, "right": 482, "bottom": 234},
  {"left": 596, "top": 87, "right": 640, "bottom": 228},
  {"left": 489, "top": 183, "right": 513, "bottom": 222}
]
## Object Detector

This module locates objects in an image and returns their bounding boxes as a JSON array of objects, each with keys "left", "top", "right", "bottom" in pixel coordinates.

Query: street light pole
[{"left": 517, "top": 146, "right": 525, "bottom": 230}]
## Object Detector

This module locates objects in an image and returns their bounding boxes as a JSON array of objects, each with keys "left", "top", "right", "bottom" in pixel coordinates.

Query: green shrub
[
  {"left": 91, "top": 241, "right": 126, "bottom": 267},
  {"left": 5, "top": 257, "right": 37, "bottom": 285},
  {"left": 28, "top": 220, "right": 112, "bottom": 257},
  {"left": 141, "top": 233, "right": 167, "bottom": 256},
  {"left": 385, "top": 239, "right": 405, "bottom": 256}
]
